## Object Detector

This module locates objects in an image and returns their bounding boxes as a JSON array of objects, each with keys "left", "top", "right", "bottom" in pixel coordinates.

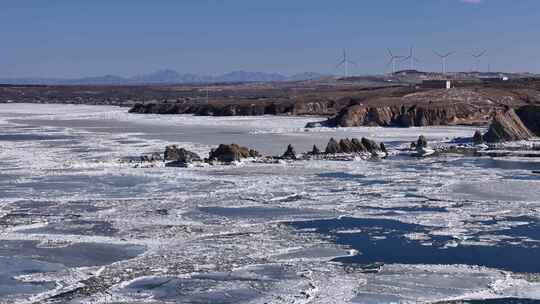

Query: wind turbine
[
  {"left": 472, "top": 50, "right": 487, "bottom": 72},
  {"left": 433, "top": 50, "right": 454, "bottom": 75},
  {"left": 336, "top": 49, "right": 357, "bottom": 78},
  {"left": 401, "top": 47, "right": 421, "bottom": 71},
  {"left": 387, "top": 49, "right": 404, "bottom": 74}
]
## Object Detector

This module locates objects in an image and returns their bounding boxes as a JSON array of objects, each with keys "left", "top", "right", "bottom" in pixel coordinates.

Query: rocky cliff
[
  {"left": 516, "top": 105, "right": 540, "bottom": 136},
  {"left": 306, "top": 88, "right": 524, "bottom": 128},
  {"left": 128, "top": 99, "right": 338, "bottom": 116},
  {"left": 484, "top": 108, "right": 534, "bottom": 143}
]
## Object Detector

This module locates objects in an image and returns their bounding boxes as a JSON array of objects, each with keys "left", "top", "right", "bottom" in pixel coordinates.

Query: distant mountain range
[{"left": 0, "top": 70, "right": 328, "bottom": 85}]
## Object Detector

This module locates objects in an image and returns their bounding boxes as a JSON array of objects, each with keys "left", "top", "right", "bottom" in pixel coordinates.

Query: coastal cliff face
[
  {"left": 128, "top": 99, "right": 338, "bottom": 116},
  {"left": 306, "top": 88, "right": 525, "bottom": 128},
  {"left": 313, "top": 102, "right": 490, "bottom": 128},
  {"left": 484, "top": 108, "right": 534, "bottom": 143},
  {"left": 516, "top": 105, "right": 540, "bottom": 136}
]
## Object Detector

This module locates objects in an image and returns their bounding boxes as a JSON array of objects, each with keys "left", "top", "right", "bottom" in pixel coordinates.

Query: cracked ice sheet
[{"left": 1, "top": 104, "right": 540, "bottom": 303}]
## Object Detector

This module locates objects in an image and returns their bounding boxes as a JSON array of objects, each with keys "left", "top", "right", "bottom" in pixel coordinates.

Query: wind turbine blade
[
  {"left": 387, "top": 49, "right": 394, "bottom": 58},
  {"left": 433, "top": 50, "right": 443, "bottom": 57},
  {"left": 336, "top": 60, "right": 346, "bottom": 68},
  {"left": 400, "top": 56, "right": 411, "bottom": 63}
]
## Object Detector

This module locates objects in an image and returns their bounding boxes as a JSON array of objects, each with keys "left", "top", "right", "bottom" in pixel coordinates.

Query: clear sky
[{"left": 1, "top": 0, "right": 539, "bottom": 78}]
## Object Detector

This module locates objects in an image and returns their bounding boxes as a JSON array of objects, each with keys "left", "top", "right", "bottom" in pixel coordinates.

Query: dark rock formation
[
  {"left": 282, "top": 144, "right": 297, "bottom": 159},
  {"left": 339, "top": 139, "right": 354, "bottom": 153},
  {"left": 164, "top": 145, "right": 201, "bottom": 163},
  {"left": 473, "top": 130, "right": 484, "bottom": 145},
  {"left": 351, "top": 138, "right": 367, "bottom": 152},
  {"left": 323, "top": 137, "right": 381, "bottom": 154},
  {"left": 325, "top": 138, "right": 340, "bottom": 154},
  {"left": 308, "top": 102, "right": 490, "bottom": 128},
  {"left": 361, "top": 138, "right": 380, "bottom": 153},
  {"left": 209, "top": 144, "right": 260, "bottom": 163},
  {"left": 310, "top": 145, "right": 321, "bottom": 155},
  {"left": 484, "top": 108, "right": 534, "bottom": 143},
  {"left": 380, "top": 143, "right": 387, "bottom": 153},
  {"left": 304, "top": 88, "right": 519, "bottom": 128},
  {"left": 140, "top": 152, "right": 162, "bottom": 162},
  {"left": 416, "top": 135, "right": 428, "bottom": 148},
  {"left": 516, "top": 105, "right": 540, "bottom": 137}
]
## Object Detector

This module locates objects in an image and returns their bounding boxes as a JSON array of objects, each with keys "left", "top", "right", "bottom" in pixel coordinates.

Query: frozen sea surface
[{"left": 1, "top": 103, "right": 540, "bottom": 303}]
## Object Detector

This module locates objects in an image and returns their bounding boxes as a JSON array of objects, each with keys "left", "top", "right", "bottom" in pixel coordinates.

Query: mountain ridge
[{"left": 0, "top": 70, "right": 327, "bottom": 85}]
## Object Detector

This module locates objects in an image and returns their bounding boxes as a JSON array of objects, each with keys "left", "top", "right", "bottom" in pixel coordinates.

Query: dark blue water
[
  {"left": 289, "top": 217, "right": 540, "bottom": 273},
  {"left": 477, "top": 216, "right": 540, "bottom": 243}
]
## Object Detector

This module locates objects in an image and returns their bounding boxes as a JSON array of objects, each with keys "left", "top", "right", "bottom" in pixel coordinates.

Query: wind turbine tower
[
  {"left": 387, "top": 49, "right": 404, "bottom": 74},
  {"left": 433, "top": 50, "right": 454, "bottom": 75},
  {"left": 402, "top": 47, "right": 420, "bottom": 70},
  {"left": 472, "top": 50, "right": 487, "bottom": 72},
  {"left": 336, "top": 49, "right": 357, "bottom": 78}
]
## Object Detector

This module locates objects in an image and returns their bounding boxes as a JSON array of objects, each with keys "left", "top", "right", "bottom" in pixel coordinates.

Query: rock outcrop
[
  {"left": 473, "top": 130, "right": 484, "bottom": 145},
  {"left": 164, "top": 145, "right": 202, "bottom": 163},
  {"left": 209, "top": 144, "right": 260, "bottom": 163},
  {"left": 140, "top": 152, "right": 163, "bottom": 162},
  {"left": 413, "top": 135, "right": 436, "bottom": 157},
  {"left": 416, "top": 135, "right": 428, "bottom": 148},
  {"left": 325, "top": 138, "right": 341, "bottom": 154},
  {"left": 516, "top": 105, "right": 540, "bottom": 137},
  {"left": 282, "top": 144, "right": 297, "bottom": 159},
  {"left": 305, "top": 88, "right": 518, "bottom": 128},
  {"left": 324, "top": 137, "right": 381, "bottom": 155},
  {"left": 361, "top": 138, "right": 379, "bottom": 153},
  {"left": 310, "top": 145, "right": 321, "bottom": 155},
  {"left": 484, "top": 108, "right": 534, "bottom": 143},
  {"left": 163, "top": 146, "right": 202, "bottom": 167}
]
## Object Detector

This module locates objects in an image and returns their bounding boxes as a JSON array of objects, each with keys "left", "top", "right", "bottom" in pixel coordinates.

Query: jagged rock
[
  {"left": 282, "top": 144, "right": 297, "bottom": 159},
  {"left": 140, "top": 152, "right": 162, "bottom": 162},
  {"left": 516, "top": 105, "right": 540, "bottom": 137},
  {"left": 351, "top": 138, "right": 367, "bottom": 152},
  {"left": 322, "top": 137, "right": 383, "bottom": 155},
  {"left": 416, "top": 135, "right": 428, "bottom": 148},
  {"left": 325, "top": 138, "right": 340, "bottom": 154},
  {"left": 164, "top": 145, "right": 201, "bottom": 163},
  {"left": 310, "top": 145, "right": 321, "bottom": 155},
  {"left": 209, "top": 143, "right": 260, "bottom": 163},
  {"left": 410, "top": 142, "right": 417, "bottom": 150},
  {"left": 473, "top": 130, "right": 484, "bottom": 145},
  {"left": 248, "top": 149, "right": 261, "bottom": 158},
  {"left": 484, "top": 108, "right": 534, "bottom": 143},
  {"left": 164, "top": 145, "right": 179, "bottom": 161},
  {"left": 305, "top": 88, "right": 502, "bottom": 128},
  {"left": 339, "top": 139, "right": 354, "bottom": 153},
  {"left": 361, "top": 137, "right": 380, "bottom": 153},
  {"left": 380, "top": 143, "right": 387, "bottom": 153}
]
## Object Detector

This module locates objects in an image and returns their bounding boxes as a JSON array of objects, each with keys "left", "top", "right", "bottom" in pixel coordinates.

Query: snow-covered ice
[{"left": 1, "top": 103, "right": 540, "bottom": 303}]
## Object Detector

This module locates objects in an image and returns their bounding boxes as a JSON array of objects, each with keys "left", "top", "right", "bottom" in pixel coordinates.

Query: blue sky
[{"left": 1, "top": 0, "right": 538, "bottom": 78}]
